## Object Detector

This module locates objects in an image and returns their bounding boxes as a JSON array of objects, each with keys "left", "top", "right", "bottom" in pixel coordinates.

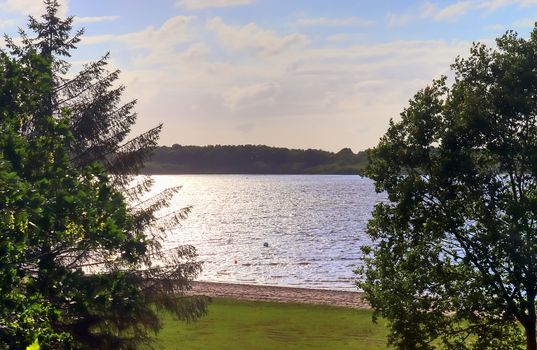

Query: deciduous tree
[{"left": 360, "top": 27, "right": 537, "bottom": 350}]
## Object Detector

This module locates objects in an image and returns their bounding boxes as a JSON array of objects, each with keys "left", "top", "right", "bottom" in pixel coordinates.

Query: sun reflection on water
[{"left": 143, "top": 174, "right": 384, "bottom": 291}]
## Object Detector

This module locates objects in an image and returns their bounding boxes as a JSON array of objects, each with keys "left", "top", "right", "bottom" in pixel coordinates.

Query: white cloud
[
  {"left": 79, "top": 34, "right": 115, "bottom": 45},
  {"left": 326, "top": 34, "right": 351, "bottom": 42},
  {"left": 180, "top": 42, "right": 211, "bottom": 59},
  {"left": 177, "top": 0, "right": 252, "bottom": 9},
  {"left": 403, "top": 0, "right": 474, "bottom": 23},
  {"left": 117, "top": 33, "right": 473, "bottom": 151},
  {"left": 477, "top": 0, "right": 537, "bottom": 9},
  {"left": 206, "top": 17, "right": 310, "bottom": 56},
  {"left": 433, "top": 1, "right": 474, "bottom": 21},
  {"left": 0, "top": 0, "right": 68, "bottom": 18},
  {"left": 79, "top": 16, "right": 480, "bottom": 151},
  {"left": 81, "top": 16, "right": 195, "bottom": 55},
  {"left": 119, "top": 16, "right": 195, "bottom": 50},
  {"left": 224, "top": 82, "right": 280, "bottom": 110},
  {"left": 389, "top": 0, "right": 537, "bottom": 26},
  {"left": 297, "top": 16, "right": 374, "bottom": 27},
  {"left": 432, "top": 0, "right": 537, "bottom": 19},
  {"left": 74, "top": 15, "right": 119, "bottom": 24},
  {"left": 2, "top": 3, "right": 512, "bottom": 152}
]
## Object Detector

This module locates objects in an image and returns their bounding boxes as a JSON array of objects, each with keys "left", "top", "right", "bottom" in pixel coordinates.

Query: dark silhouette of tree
[
  {"left": 359, "top": 28, "right": 537, "bottom": 350},
  {"left": 1, "top": 1, "right": 207, "bottom": 348},
  {"left": 144, "top": 144, "right": 368, "bottom": 174}
]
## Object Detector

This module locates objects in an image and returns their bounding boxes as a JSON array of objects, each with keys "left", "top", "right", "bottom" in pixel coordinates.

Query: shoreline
[{"left": 187, "top": 281, "right": 369, "bottom": 309}]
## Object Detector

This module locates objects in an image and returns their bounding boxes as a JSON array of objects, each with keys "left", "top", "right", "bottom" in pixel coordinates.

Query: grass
[{"left": 155, "top": 298, "right": 390, "bottom": 350}]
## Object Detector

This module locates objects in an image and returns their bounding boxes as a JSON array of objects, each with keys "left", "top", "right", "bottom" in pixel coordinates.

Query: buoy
[{"left": 263, "top": 242, "right": 269, "bottom": 247}]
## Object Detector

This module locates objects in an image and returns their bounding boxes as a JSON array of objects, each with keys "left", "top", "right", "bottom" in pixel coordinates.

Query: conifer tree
[{"left": 2, "top": 1, "right": 208, "bottom": 348}]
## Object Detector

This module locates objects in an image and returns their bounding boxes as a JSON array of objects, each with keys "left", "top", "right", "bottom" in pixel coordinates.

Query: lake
[{"left": 147, "top": 175, "right": 385, "bottom": 291}]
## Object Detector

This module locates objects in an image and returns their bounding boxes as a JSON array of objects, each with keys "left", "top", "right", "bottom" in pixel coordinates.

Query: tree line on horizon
[{"left": 143, "top": 144, "right": 369, "bottom": 175}]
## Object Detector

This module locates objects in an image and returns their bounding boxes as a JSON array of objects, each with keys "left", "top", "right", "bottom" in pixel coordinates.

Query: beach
[{"left": 188, "top": 281, "right": 369, "bottom": 309}]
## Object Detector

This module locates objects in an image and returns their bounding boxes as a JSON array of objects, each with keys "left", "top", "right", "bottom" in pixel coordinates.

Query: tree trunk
[{"left": 526, "top": 319, "right": 537, "bottom": 350}]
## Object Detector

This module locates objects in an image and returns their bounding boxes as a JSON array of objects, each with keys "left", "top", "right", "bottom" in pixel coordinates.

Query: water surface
[{"left": 148, "top": 175, "right": 384, "bottom": 290}]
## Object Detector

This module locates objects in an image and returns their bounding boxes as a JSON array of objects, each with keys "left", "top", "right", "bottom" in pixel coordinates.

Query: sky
[{"left": 1, "top": 0, "right": 537, "bottom": 152}]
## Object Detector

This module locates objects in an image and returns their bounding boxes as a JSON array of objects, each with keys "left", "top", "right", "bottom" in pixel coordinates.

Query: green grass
[{"left": 155, "top": 298, "right": 390, "bottom": 350}]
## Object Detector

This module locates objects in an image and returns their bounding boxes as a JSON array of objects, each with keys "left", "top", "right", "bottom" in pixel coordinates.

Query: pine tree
[{"left": 2, "top": 1, "right": 208, "bottom": 348}]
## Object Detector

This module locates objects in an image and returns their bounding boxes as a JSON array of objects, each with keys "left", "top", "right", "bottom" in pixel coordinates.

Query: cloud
[
  {"left": 433, "top": 1, "right": 474, "bottom": 21},
  {"left": 74, "top": 15, "right": 119, "bottom": 24},
  {"left": 119, "top": 16, "right": 195, "bottom": 51},
  {"left": 206, "top": 17, "right": 309, "bottom": 56},
  {"left": 79, "top": 34, "right": 115, "bottom": 46},
  {"left": 326, "top": 34, "right": 354, "bottom": 42},
  {"left": 0, "top": 0, "right": 68, "bottom": 18},
  {"left": 118, "top": 33, "right": 473, "bottom": 151},
  {"left": 297, "top": 16, "right": 374, "bottom": 27},
  {"left": 407, "top": 1, "right": 474, "bottom": 23},
  {"left": 83, "top": 15, "right": 476, "bottom": 151},
  {"left": 81, "top": 16, "right": 195, "bottom": 55},
  {"left": 389, "top": 0, "right": 537, "bottom": 26},
  {"left": 177, "top": 0, "right": 253, "bottom": 9},
  {"left": 477, "top": 0, "right": 537, "bottom": 10},
  {"left": 431, "top": 0, "right": 537, "bottom": 20},
  {"left": 224, "top": 82, "right": 280, "bottom": 110}
]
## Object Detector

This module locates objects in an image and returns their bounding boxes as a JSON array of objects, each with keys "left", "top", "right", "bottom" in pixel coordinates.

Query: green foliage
[
  {"left": 0, "top": 1, "right": 208, "bottom": 348},
  {"left": 26, "top": 340, "right": 40, "bottom": 350},
  {"left": 0, "top": 51, "right": 167, "bottom": 348},
  {"left": 358, "top": 27, "right": 537, "bottom": 349},
  {"left": 144, "top": 144, "right": 369, "bottom": 175}
]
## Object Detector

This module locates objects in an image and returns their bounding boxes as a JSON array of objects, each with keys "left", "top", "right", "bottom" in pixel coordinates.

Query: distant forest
[{"left": 142, "top": 145, "right": 369, "bottom": 175}]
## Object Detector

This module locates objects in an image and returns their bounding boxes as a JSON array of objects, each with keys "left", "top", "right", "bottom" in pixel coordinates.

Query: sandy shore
[{"left": 187, "top": 281, "right": 369, "bottom": 309}]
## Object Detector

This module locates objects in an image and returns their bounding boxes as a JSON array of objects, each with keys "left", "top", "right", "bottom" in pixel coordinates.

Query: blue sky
[{"left": 1, "top": 0, "right": 537, "bottom": 151}]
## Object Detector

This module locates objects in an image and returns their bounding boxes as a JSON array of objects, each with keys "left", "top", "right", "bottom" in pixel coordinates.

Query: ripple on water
[{"left": 146, "top": 175, "right": 385, "bottom": 291}]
